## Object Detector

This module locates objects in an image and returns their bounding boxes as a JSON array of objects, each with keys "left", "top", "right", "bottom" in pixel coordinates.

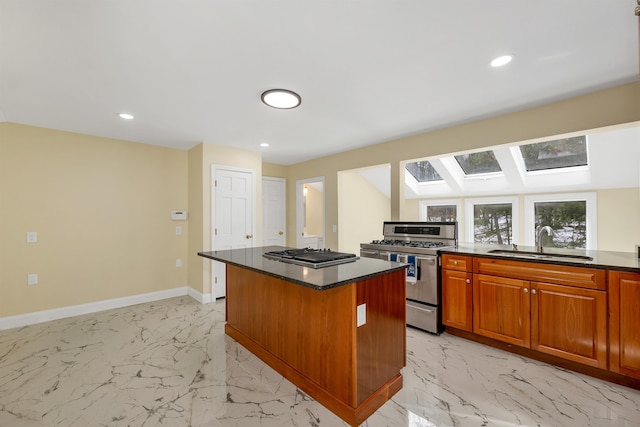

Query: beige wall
[
  {"left": 285, "top": 81, "right": 640, "bottom": 251},
  {"left": 338, "top": 171, "right": 391, "bottom": 254},
  {"left": 0, "top": 123, "right": 188, "bottom": 318},
  {"left": 262, "top": 162, "right": 287, "bottom": 178},
  {"left": 3, "top": 81, "right": 639, "bottom": 320},
  {"left": 597, "top": 188, "right": 640, "bottom": 252}
]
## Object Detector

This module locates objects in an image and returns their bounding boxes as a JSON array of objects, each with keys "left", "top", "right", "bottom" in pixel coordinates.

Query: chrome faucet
[{"left": 536, "top": 226, "right": 555, "bottom": 252}]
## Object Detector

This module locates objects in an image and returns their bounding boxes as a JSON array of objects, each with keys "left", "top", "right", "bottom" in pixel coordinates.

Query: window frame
[
  {"left": 465, "top": 196, "right": 519, "bottom": 244},
  {"left": 523, "top": 192, "right": 597, "bottom": 249}
]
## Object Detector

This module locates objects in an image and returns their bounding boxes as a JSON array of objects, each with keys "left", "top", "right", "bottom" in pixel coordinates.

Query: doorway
[{"left": 296, "top": 177, "right": 325, "bottom": 249}]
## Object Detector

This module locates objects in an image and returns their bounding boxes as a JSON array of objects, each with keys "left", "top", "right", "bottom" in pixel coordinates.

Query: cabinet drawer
[
  {"left": 442, "top": 254, "right": 472, "bottom": 272},
  {"left": 474, "top": 257, "right": 606, "bottom": 290}
]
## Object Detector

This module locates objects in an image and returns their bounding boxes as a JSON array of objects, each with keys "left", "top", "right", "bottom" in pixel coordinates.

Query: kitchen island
[{"left": 198, "top": 246, "right": 408, "bottom": 426}]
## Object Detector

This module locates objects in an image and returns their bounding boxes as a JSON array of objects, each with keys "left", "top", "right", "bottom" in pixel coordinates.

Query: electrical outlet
[
  {"left": 357, "top": 303, "right": 366, "bottom": 327},
  {"left": 176, "top": 259, "right": 182, "bottom": 267},
  {"left": 27, "top": 274, "right": 38, "bottom": 285},
  {"left": 26, "top": 232, "right": 38, "bottom": 243},
  {"left": 176, "top": 226, "right": 182, "bottom": 235}
]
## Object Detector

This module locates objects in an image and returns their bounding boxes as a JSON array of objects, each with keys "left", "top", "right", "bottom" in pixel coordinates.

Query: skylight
[
  {"left": 405, "top": 160, "right": 443, "bottom": 182},
  {"left": 519, "top": 136, "right": 587, "bottom": 172},
  {"left": 454, "top": 151, "right": 502, "bottom": 175}
]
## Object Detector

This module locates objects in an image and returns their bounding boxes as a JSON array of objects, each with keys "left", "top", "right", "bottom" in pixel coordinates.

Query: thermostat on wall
[{"left": 171, "top": 211, "right": 187, "bottom": 220}]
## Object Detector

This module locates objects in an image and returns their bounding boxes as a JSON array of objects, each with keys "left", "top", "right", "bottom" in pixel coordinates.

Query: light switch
[
  {"left": 357, "top": 303, "right": 366, "bottom": 327},
  {"left": 26, "top": 232, "right": 38, "bottom": 243},
  {"left": 176, "top": 259, "right": 183, "bottom": 267},
  {"left": 27, "top": 274, "right": 38, "bottom": 285},
  {"left": 176, "top": 226, "right": 182, "bottom": 235}
]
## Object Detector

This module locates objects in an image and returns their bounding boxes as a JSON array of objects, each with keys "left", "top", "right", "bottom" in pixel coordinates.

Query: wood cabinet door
[
  {"left": 473, "top": 274, "right": 530, "bottom": 347},
  {"left": 442, "top": 270, "right": 473, "bottom": 331},
  {"left": 609, "top": 271, "right": 640, "bottom": 379},
  {"left": 531, "top": 282, "right": 607, "bottom": 369}
]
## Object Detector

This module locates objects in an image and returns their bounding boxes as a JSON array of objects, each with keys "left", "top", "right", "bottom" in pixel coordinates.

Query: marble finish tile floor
[{"left": 1, "top": 296, "right": 639, "bottom": 426}]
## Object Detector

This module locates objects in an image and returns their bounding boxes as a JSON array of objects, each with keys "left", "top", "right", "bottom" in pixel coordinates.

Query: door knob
[{"left": 246, "top": 234, "right": 253, "bottom": 239}]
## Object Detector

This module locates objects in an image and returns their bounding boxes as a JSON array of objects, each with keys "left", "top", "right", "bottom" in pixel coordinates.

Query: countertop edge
[
  {"left": 439, "top": 245, "right": 640, "bottom": 273},
  {"left": 197, "top": 250, "right": 408, "bottom": 290}
]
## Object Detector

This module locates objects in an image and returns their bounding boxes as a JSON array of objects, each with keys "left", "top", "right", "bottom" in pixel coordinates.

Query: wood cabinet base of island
[{"left": 224, "top": 264, "right": 407, "bottom": 426}]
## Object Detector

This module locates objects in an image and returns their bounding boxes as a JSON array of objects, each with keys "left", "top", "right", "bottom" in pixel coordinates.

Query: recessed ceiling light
[
  {"left": 260, "top": 142, "right": 269, "bottom": 147},
  {"left": 490, "top": 55, "right": 513, "bottom": 67},
  {"left": 118, "top": 113, "right": 134, "bottom": 120},
  {"left": 261, "top": 89, "right": 301, "bottom": 109}
]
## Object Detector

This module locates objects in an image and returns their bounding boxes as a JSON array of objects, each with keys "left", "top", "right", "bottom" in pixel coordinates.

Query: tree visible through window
[
  {"left": 473, "top": 203, "right": 512, "bottom": 244},
  {"left": 405, "top": 160, "right": 442, "bottom": 182},
  {"left": 534, "top": 201, "right": 587, "bottom": 249},
  {"left": 455, "top": 151, "right": 502, "bottom": 175},
  {"left": 426, "top": 205, "right": 457, "bottom": 222},
  {"left": 519, "top": 136, "right": 587, "bottom": 172}
]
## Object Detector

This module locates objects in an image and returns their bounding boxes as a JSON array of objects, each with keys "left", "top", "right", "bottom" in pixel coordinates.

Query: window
[
  {"left": 524, "top": 193, "right": 597, "bottom": 249},
  {"left": 419, "top": 199, "right": 461, "bottom": 222},
  {"left": 465, "top": 197, "right": 518, "bottom": 244},
  {"left": 455, "top": 151, "right": 502, "bottom": 175},
  {"left": 405, "top": 160, "right": 442, "bottom": 182},
  {"left": 519, "top": 136, "right": 587, "bottom": 172}
]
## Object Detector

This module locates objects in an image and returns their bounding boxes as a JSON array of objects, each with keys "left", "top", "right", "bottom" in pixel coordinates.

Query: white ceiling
[{"left": 1, "top": 1, "right": 638, "bottom": 165}]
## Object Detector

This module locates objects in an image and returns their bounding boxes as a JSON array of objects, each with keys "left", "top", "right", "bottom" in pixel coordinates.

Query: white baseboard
[
  {"left": 0, "top": 286, "right": 210, "bottom": 331},
  {"left": 187, "top": 287, "right": 213, "bottom": 304}
]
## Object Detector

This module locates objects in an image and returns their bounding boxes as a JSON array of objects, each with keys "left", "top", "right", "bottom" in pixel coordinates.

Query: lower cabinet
[
  {"left": 441, "top": 254, "right": 640, "bottom": 383},
  {"left": 442, "top": 269, "right": 473, "bottom": 332},
  {"left": 473, "top": 274, "right": 530, "bottom": 347},
  {"left": 532, "top": 282, "right": 607, "bottom": 368},
  {"left": 471, "top": 263, "right": 608, "bottom": 369},
  {"left": 609, "top": 271, "right": 640, "bottom": 379}
]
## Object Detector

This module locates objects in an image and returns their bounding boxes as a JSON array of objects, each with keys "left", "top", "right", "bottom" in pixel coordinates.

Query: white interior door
[
  {"left": 262, "top": 177, "right": 286, "bottom": 247},
  {"left": 212, "top": 165, "right": 255, "bottom": 299}
]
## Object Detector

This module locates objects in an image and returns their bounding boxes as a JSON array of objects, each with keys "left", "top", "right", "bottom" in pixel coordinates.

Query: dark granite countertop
[
  {"left": 440, "top": 243, "right": 640, "bottom": 273},
  {"left": 198, "top": 246, "right": 408, "bottom": 291}
]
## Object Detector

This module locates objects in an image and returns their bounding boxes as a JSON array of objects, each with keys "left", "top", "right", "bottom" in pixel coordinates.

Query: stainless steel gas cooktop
[{"left": 263, "top": 248, "right": 358, "bottom": 268}]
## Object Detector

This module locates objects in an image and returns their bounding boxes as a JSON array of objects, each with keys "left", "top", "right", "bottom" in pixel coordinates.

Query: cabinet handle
[
  {"left": 532, "top": 289, "right": 537, "bottom": 295},
  {"left": 278, "top": 231, "right": 283, "bottom": 235},
  {"left": 465, "top": 279, "right": 471, "bottom": 284},
  {"left": 524, "top": 287, "right": 529, "bottom": 293},
  {"left": 246, "top": 234, "right": 253, "bottom": 239},
  {"left": 453, "top": 261, "right": 459, "bottom": 266}
]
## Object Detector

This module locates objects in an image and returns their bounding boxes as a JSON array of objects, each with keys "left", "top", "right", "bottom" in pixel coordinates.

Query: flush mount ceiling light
[
  {"left": 490, "top": 55, "right": 513, "bottom": 67},
  {"left": 118, "top": 113, "right": 134, "bottom": 120},
  {"left": 261, "top": 89, "right": 301, "bottom": 109}
]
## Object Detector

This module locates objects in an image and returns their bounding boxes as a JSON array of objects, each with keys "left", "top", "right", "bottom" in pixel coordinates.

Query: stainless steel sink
[{"left": 487, "top": 249, "right": 593, "bottom": 261}]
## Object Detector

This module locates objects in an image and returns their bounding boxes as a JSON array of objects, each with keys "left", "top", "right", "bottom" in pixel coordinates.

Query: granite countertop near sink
[
  {"left": 198, "top": 246, "right": 408, "bottom": 291},
  {"left": 441, "top": 243, "right": 640, "bottom": 273}
]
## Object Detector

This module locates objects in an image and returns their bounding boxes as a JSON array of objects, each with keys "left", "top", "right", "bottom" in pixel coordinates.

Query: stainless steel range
[{"left": 360, "top": 221, "right": 458, "bottom": 334}]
